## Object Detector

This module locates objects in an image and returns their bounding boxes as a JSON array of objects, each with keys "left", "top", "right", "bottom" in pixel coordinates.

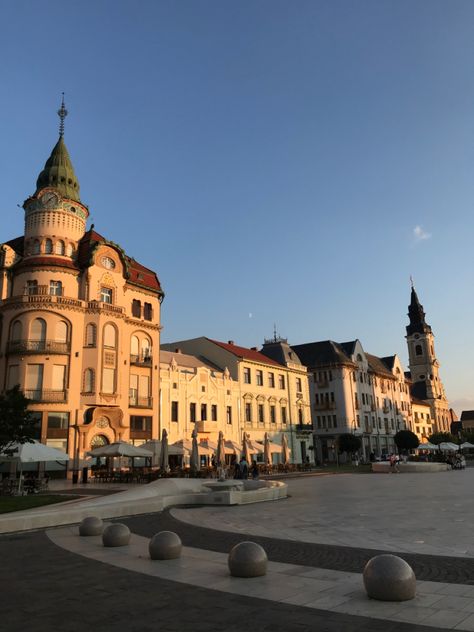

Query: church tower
[{"left": 406, "top": 285, "right": 450, "bottom": 432}]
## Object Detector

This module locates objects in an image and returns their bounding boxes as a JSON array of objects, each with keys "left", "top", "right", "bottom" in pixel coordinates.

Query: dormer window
[{"left": 101, "top": 256, "right": 115, "bottom": 270}]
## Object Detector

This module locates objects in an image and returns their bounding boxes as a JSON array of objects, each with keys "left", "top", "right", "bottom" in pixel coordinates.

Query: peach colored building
[{"left": 0, "top": 112, "right": 163, "bottom": 462}]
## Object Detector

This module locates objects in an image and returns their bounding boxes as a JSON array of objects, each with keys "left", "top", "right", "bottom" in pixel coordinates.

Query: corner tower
[
  {"left": 406, "top": 285, "right": 450, "bottom": 432},
  {"left": 22, "top": 96, "right": 89, "bottom": 259}
]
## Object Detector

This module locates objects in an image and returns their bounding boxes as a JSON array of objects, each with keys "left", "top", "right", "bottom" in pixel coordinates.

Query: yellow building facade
[{"left": 0, "top": 111, "right": 163, "bottom": 461}]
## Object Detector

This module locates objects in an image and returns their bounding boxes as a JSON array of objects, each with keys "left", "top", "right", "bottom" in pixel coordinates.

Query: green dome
[{"left": 35, "top": 136, "right": 81, "bottom": 202}]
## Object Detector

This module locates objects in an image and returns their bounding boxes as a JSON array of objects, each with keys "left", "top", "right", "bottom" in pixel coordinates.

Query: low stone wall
[
  {"left": 0, "top": 478, "right": 288, "bottom": 534},
  {"left": 372, "top": 461, "right": 450, "bottom": 473}
]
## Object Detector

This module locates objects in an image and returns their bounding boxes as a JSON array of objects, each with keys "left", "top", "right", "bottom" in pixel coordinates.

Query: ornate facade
[{"left": 0, "top": 107, "right": 163, "bottom": 460}]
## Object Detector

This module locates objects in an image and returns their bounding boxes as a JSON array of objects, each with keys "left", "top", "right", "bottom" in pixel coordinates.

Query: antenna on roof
[
  {"left": 273, "top": 323, "right": 277, "bottom": 342},
  {"left": 410, "top": 275, "right": 415, "bottom": 289},
  {"left": 57, "top": 92, "right": 68, "bottom": 138}
]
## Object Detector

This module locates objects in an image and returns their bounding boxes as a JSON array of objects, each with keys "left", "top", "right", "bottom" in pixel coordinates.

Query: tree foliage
[
  {"left": 428, "top": 431, "right": 458, "bottom": 445},
  {"left": 0, "top": 386, "right": 37, "bottom": 453},
  {"left": 394, "top": 430, "right": 419, "bottom": 452},
  {"left": 338, "top": 433, "right": 362, "bottom": 454}
]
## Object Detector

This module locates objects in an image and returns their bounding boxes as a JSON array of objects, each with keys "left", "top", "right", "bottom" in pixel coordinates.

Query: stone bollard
[
  {"left": 79, "top": 516, "right": 104, "bottom": 536},
  {"left": 228, "top": 541, "right": 267, "bottom": 577},
  {"left": 149, "top": 531, "right": 182, "bottom": 560},
  {"left": 363, "top": 554, "right": 416, "bottom": 601},
  {"left": 102, "top": 523, "right": 131, "bottom": 547}
]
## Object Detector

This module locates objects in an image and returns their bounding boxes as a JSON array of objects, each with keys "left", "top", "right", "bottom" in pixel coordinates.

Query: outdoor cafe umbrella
[
  {"left": 460, "top": 442, "right": 474, "bottom": 449},
  {"left": 281, "top": 433, "right": 290, "bottom": 465},
  {"left": 263, "top": 432, "right": 271, "bottom": 466},
  {"left": 87, "top": 441, "right": 153, "bottom": 458},
  {"left": 241, "top": 433, "right": 251, "bottom": 464},
  {"left": 216, "top": 431, "right": 226, "bottom": 468},
  {"left": 0, "top": 440, "right": 69, "bottom": 493},
  {"left": 417, "top": 442, "right": 438, "bottom": 451},
  {"left": 190, "top": 428, "right": 200, "bottom": 474},
  {"left": 439, "top": 442, "right": 460, "bottom": 451},
  {"left": 159, "top": 429, "right": 169, "bottom": 472}
]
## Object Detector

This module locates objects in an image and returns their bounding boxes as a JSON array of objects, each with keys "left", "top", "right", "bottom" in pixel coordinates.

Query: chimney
[
  {"left": 174, "top": 348, "right": 182, "bottom": 354},
  {"left": 251, "top": 347, "right": 257, "bottom": 351},
  {"left": 228, "top": 340, "right": 234, "bottom": 345}
]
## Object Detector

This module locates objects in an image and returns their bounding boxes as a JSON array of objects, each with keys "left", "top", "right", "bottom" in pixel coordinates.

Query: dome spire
[{"left": 57, "top": 93, "right": 68, "bottom": 138}]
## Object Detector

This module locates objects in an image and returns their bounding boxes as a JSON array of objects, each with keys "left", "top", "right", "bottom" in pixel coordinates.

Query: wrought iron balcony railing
[
  {"left": 8, "top": 340, "right": 70, "bottom": 354},
  {"left": 23, "top": 389, "right": 67, "bottom": 403}
]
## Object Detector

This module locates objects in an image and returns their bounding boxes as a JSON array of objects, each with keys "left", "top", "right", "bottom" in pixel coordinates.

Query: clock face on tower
[{"left": 39, "top": 191, "right": 59, "bottom": 208}]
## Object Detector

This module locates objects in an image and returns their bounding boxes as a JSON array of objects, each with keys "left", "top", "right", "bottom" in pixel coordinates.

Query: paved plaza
[{"left": 2, "top": 469, "right": 474, "bottom": 631}]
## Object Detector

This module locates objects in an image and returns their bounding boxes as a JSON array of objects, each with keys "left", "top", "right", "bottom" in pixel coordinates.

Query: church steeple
[
  {"left": 34, "top": 95, "right": 81, "bottom": 203},
  {"left": 406, "top": 286, "right": 432, "bottom": 336}
]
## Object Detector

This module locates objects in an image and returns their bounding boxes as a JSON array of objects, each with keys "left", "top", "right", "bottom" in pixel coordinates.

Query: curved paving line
[{"left": 122, "top": 508, "right": 474, "bottom": 585}]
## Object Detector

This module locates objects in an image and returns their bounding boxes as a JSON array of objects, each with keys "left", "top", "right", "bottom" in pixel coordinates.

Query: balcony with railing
[
  {"left": 87, "top": 301, "right": 124, "bottom": 315},
  {"left": 313, "top": 401, "right": 336, "bottom": 411},
  {"left": 129, "top": 395, "right": 153, "bottom": 409},
  {"left": 23, "top": 389, "right": 67, "bottom": 403},
  {"left": 8, "top": 339, "right": 70, "bottom": 354},
  {"left": 130, "top": 354, "right": 153, "bottom": 366}
]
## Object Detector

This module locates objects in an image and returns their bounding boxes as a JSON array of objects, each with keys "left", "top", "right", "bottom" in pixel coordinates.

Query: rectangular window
[
  {"left": 47, "top": 412, "right": 69, "bottom": 429},
  {"left": 7, "top": 365, "right": 19, "bottom": 389},
  {"left": 330, "top": 391, "right": 335, "bottom": 402},
  {"left": 201, "top": 403, "right": 207, "bottom": 421},
  {"left": 100, "top": 287, "right": 113, "bottom": 303},
  {"left": 258, "top": 404, "right": 264, "bottom": 423},
  {"left": 268, "top": 372, "right": 275, "bottom": 388},
  {"left": 190, "top": 403, "right": 196, "bottom": 422},
  {"left": 171, "top": 401, "right": 178, "bottom": 422},
  {"left": 296, "top": 378, "right": 302, "bottom": 392},
  {"left": 317, "top": 416, "right": 321, "bottom": 429},
  {"left": 132, "top": 299, "right": 141, "bottom": 318},
  {"left": 281, "top": 406, "right": 287, "bottom": 424},
  {"left": 49, "top": 280, "right": 62, "bottom": 296},
  {"left": 25, "top": 364, "right": 43, "bottom": 397},
  {"left": 245, "top": 402, "right": 252, "bottom": 422},
  {"left": 270, "top": 405, "right": 276, "bottom": 423},
  {"left": 144, "top": 303, "right": 153, "bottom": 321},
  {"left": 333, "top": 415, "right": 337, "bottom": 427},
  {"left": 226, "top": 406, "right": 232, "bottom": 425},
  {"left": 52, "top": 364, "right": 66, "bottom": 391},
  {"left": 244, "top": 368, "right": 251, "bottom": 384},
  {"left": 102, "top": 367, "right": 115, "bottom": 394},
  {"left": 256, "top": 370, "right": 263, "bottom": 386},
  {"left": 130, "top": 415, "right": 152, "bottom": 432},
  {"left": 211, "top": 404, "right": 217, "bottom": 421},
  {"left": 26, "top": 280, "right": 38, "bottom": 295},
  {"left": 279, "top": 375, "right": 285, "bottom": 389}
]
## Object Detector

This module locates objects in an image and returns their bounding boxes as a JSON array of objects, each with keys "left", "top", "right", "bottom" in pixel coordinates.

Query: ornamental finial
[
  {"left": 410, "top": 275, "right": 414, "bottom": 289},
  {"left": 57, "top": 93, "right": 68, "bottom": 138}
]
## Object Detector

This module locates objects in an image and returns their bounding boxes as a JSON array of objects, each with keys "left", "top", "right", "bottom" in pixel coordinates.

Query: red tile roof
[
  {"left": 209, "top": 339, "right": 284, "bottom": 367},
  {"left": 15, "top": 256, "right": 78, "bottom": 270}
]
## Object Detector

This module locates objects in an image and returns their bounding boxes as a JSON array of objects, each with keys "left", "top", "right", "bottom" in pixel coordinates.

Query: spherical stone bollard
[
  {"left": 228, "top": 541, "right": 267, "bottom": 578},
  {"left": 363, "top": 554, "right": 416, "bottom": 601},
  {"left": 149, "top": 531, "right": 182, "bottom": 560},
  {"left": 102, "top": 523, "right": 131, "bottom": 547},
  {"left": 79, "top": 516, "right": 104, "bottom": 536}
]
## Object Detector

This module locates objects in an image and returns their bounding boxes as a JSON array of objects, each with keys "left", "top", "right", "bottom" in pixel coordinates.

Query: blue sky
[{"left": 1, "top": 0, "right": 473, "bottom": 412}]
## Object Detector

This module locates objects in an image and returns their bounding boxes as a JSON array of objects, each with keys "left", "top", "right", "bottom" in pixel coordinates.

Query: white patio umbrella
[
  {"left": 263, "top": 432, "right": 271, "bottom": 466},
  {"left": 87, "top": 441, "right": 153, "bottom": 458},
  {"left": 0, "top": 440, "right": 69, "bottom": 494},
  {"left": 216, "top": 431, "right": 226, "bottom": 468},
  {"left": 225, "top": 440, "right": 241, "bottom": 455},
  {"left": 281, "top": 433, "right": 290, "bottom": 465},
  {"left": 190, "top": 429, "right": 200, "bottom": 473},
  {"left": 417, "top": 442, "right": 439, "bottom": 450},
  {"left": 159, "top": 429, "right": 169, "bottom": 471},
  {"left": 460, "top": 442, "right": 474, "bottom": 449},
  {"left": 439, "top": 442, "right": 460, "bottom": 451}
]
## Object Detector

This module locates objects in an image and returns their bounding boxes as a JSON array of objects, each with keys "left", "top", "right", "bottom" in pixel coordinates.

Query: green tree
[
  {"left": 428, "top": 431, "right": 458, "bottom": 445},
  {"left": 0, "top": 386, "right": 37, "bottom": 453},
  {"left": 337, "top": 433, "right": 362, "bottom": 455},
  {"left": 394, "top": 430, "right": 419, "bottom": 453}
]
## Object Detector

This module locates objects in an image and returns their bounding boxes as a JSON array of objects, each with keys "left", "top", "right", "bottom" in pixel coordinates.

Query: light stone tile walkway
[
  {"left": 172, "top": 469, "right": 474, "bottom": 558},
  {"left": 48, "top": 526, "right": 474, "bottom": 631}
]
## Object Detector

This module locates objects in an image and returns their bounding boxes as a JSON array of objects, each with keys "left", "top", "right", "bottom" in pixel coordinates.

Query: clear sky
[{"left": 1, "top": 0, "right": 473, "bottom": 413}]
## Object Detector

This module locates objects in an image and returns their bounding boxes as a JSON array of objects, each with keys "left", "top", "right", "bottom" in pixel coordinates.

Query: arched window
[
  {"left": 85, "top": 323, "right": 97, "bottom": 347},
  {"left": 83, "top": 369, "right": 95, "bottom": 393},
  {"left": 55, "top": 321, "right": 68, "bottom": 343},
  {"left": 131, "top": 335, "right": 139, "bottom": 360},
  {"left": 356, "top": 353, "right": 363, "bottom": 362},
  {"left": 141, "top": 337, "right": 151, "bottom": 361},
  {"left": 66, "top": 243, "right": 73, "bottom": 257},
  {"left": 11, "top": 320, "right": 22, "bottom": 342},
  {"left": 45, "top": 239, "right": 53, "bottom": 254},
  {"left": 55, "top": 240, "right": 65, "bottom": 255},
  {"left": 103, "top": 324, "right": 116, "bottom": 348},
  {"left": 31, "top": 318, "right": 46, "bottom": 342},
  {"left": 415, "top": 344, "right": 423, "bottom": 356},
  {"left": 32, "top": 240, "right": 40, "bottom": 254}
]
